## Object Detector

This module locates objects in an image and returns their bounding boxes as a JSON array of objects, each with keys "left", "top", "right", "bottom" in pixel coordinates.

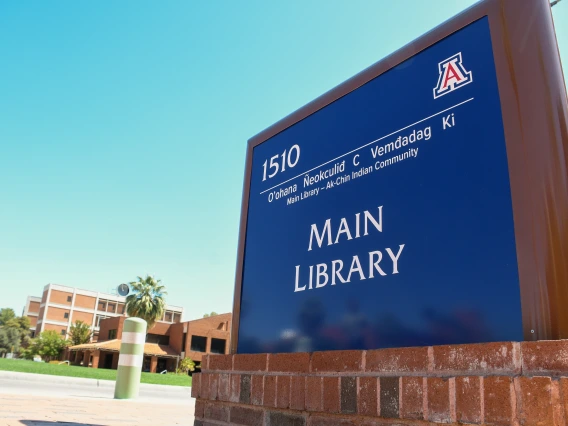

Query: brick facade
[
  {"left": 193, "top": 340, "right": 568, "bottom": 425},
  {"left": 49, "top": 289, "right": 73, "bottom": 306},
  {"left": 185, "top": 313, "right": 231, "bottom": 362},
  {"left": 46, "top": 306, "right": 70, "bottom": 322},
  {"left": 71, "top": 310, "right": 94, "bottom": 325},
  {"left": 97, "top": 316, "right": 125, "bottom": 341},
  {"left": 74, "top": 294, "right": 96, "bottom": 310},
  {"left": 28, "top": 301, "right": 40, "bottom": 313}
]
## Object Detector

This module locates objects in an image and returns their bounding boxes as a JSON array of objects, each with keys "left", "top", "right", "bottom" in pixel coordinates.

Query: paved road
[{"left": 0, "top": 372, "right": 195, "bottom": 426}]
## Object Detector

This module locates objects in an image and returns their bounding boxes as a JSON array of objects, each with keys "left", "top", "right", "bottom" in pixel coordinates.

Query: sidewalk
[
  {"left": 0, "top": 394, "right": 191, "bottom": 426},
  {"left": 0, "top": 371, "right": 194, "bottom": 426},
  {"left": 0, "top": 371, "right": 192, "bottom": 395}
]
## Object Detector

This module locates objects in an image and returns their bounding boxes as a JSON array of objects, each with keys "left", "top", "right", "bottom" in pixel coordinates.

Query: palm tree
[
  {"left": 125, "top": 275, "right": 167, "bottom": 331},
  {"left": 68, "top": 320, "right": 93, "bottom": 345}
]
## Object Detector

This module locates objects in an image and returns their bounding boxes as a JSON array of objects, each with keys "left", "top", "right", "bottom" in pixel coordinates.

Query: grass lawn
[{"left": 0, "top": 358, "right": 191, "bottom": 387}]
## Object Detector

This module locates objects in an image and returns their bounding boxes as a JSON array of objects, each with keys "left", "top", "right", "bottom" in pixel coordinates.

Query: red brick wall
[
  {"left": 41, "top": 289, "right": 48, "bottom": 305},
  {"left": 193, "top": 340, "right": 568, "bottom": 425},
  {"left": 46, "top": 306, "right": 70, "bottom": 322},
  {"left": 71, "top": 311, "right": 94, "bottom": 325},
  {"left": 49, "top": 290, "right": 73, "bottom": 306},
  {"left": 98, "top": 316, "right": 124, "bottom": 342},
  {"left": 185, "top": 313, "right": 232, "bottom": 359},
  {"left": 28, "top": 316, "right": 37, "bottom": 327},
  {"left": 74, "top": 294, "right": 96, "bottom": 310},
  {"left": 28, "top": 301, "right": 40, "bottom": 314},
  {"left": 169, "top": 322, "right": 184, "bottom": 354},
  {"left": 148, "top": 321, "right": 170, "bottom": 335},
  {"left": 44, "top": 324, "right": 66, "bottom": 335}
]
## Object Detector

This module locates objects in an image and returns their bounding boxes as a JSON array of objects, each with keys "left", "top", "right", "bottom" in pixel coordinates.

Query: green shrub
[{"left": 178, "top": 357, "right": 196, "bottom": 374}]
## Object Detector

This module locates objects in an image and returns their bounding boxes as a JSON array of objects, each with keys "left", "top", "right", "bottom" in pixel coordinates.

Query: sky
[{"left": 0, "top": 1, "right": 566, "bottom": 321}]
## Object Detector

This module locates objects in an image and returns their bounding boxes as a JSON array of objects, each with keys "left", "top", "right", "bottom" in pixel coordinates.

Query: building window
[
  {"left": 67, "top": 296, "right": 72, "bottom": 302},
  {"left": 60, "top": 329, "right": 66, "bottom": 336},
  {"left": 164, "top": 312, "right": 172, "bottom": 322},
  {"left": 64, "top": 312, "right": 69, "bottom": 319},
  {"left": 173, "top": 313, "right": 181, "bottom": 323},
  {"left": 190, "top": 335, "right": 207, "bottom": 352},
  {"left": 182, "top": 332, "right": 187, "bottom": 351},
  {"left": 108, "top": 303, "right": 116, "bottom": 314},
  {"left": 146, "top": 334, "right": 170, "bottom": 345},
  {"left": 108, "top": 329, "right": 117, "bottom": 340},
  {"left": 98, "top": 301, "right": 107, "bottom": 311},
  {"left": 211, "top": 338, "right": 226, "bottom": 354},
  {"left": 118, "top": 304, "right": 125, "bottom": 314}
]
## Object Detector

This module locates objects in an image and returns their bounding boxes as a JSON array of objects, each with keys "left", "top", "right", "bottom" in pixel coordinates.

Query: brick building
[
  {"left": 25, "top": 283, "right": 183, "bottom": 341},
  {"left": 67, "top": 313, "right": 231, "bottom": 373},
  {"left": 22, "top": 296, "right": 41, "bottom": 337}
]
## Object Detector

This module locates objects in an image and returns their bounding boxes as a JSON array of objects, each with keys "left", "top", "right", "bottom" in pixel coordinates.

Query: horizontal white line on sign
[
  {"left": 118, "top": 354, "right": 143, "bottom": 368},
  {"left": 259, "top": 97, "right": 474, "bottom": 195},
  {"left": 121, "top": 332, "right": 145, "bottom": 345}
]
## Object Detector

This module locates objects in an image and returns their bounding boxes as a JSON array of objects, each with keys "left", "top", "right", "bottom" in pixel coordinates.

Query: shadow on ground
[{"left": 18, "top": 421, "right": 108, "bottom": 426}]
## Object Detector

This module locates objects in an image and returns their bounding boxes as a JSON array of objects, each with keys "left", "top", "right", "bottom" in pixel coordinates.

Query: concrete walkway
[{"left": 0, "top": 371, "right": 194, "bottom": 426}]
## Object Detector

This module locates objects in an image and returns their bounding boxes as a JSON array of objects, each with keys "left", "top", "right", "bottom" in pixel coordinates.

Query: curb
[{"left": 0, "top": 370, "right": 191, "bottom": 394}]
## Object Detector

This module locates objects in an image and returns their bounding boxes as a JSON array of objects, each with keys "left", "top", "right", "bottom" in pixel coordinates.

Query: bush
[
  {"left": 24, "top": 331, "right": 69, "bottom": 362},
  {"left": 178, "top": 357, "right": 196, "bottom": 374}
]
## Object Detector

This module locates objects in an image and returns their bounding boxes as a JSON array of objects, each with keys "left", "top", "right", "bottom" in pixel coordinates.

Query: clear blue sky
[{"left": 1, "top": 1, "right": 566, "bottom": 320}]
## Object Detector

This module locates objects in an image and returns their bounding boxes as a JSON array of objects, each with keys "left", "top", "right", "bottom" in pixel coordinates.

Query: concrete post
[{"left": 114, "top": 318, "right": 147, "bottom": 399}]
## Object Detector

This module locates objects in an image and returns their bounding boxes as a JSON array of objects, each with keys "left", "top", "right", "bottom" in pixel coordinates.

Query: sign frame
[{"left": 230, "top": 0, "right": 568, "bottom": 354}]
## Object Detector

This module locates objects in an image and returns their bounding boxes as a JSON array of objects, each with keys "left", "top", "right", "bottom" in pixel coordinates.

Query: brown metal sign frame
[{"left": 230, "top": 0, "right": 568, "bottom": 354}]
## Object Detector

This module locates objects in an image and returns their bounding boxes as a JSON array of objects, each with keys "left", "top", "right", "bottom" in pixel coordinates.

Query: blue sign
[{"left": 237, "top": 17, "right": 523, "bottom": 354}]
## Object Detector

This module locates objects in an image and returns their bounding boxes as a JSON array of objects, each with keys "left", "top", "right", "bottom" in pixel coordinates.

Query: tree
[
  {"left": 178, "top": 357, "right": 196, "bottom": 374},
  {"left": 0, "top": 327, "right": 21, "bottom": 355},
  {"left": 203, "top": 312, "right": 218, "bottom": 318},
  {"left": 30, "top": 330, "right": 69, "bottom": 362},
  {"left": 0, "top": 308, "right": 16, "bottom": 326},
  {"left": 68, "top": 320, "right": 93, "bottom": 345},
  {"left": 1, "top": 314, "right": 31, "bottom": 352},
  {"left": 4, "top": 316, "right": 30, "bottom": 334},
  {"left": 125, "top": 275, "right": 167, "bottom": 331}
]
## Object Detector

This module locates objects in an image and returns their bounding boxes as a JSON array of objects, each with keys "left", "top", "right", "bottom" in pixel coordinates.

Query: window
[
  {"left": 67, "top": 296, "right": 72, "bottom": 302},
  {"left": 211, "top": 338, "right": 226, "bottom": 355},
  {"left": 146, "top": 334, "right": 170, "bottom": 345},
  {"left": 98, "top": 301, "right": 107, "bottom": 311},
  {"left": 165, "top": 312, "right": 172, "bottom": 322},
  {"left": 118, "top": 304, "right": 125, "bottom": 314},
  {"left": 60, "top": 329, "right": 66, "bottom": 336},
  {"left": 64, "top": 312, "right": 69, "bottom": 319},
  {"left": 108, "top": 329, "right": 117, "bottom": 340},
  {"left": 173, "top": 313, "right": 181, "bottom": 323},
  {"left": 190, "top": 335, "right": 207, "bottom": 352},
  {"left": 108, "top": 303, "right": 116, "bottom": 313}
]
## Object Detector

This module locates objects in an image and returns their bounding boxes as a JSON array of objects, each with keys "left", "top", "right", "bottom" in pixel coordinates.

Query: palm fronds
[{"left": 125, "top": 275, "right": 168, "bottom": 330}]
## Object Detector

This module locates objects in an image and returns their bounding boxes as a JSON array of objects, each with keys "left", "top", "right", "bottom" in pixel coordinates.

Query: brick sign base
[{"left": 192, "top": 340, "right": 568, "bottom": 425}]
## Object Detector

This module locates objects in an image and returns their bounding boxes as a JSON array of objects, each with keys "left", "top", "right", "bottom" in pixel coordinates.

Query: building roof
[
  {"left": 68, "top": 339, "right": 179, "bottom": 358},
  {"left": 40, "top": 283, "right": 184, "bottom": 313}
]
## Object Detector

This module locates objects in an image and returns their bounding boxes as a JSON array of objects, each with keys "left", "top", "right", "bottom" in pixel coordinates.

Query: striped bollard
[{"left": 114, "top": 317, "right": 147, "bottom": 399}]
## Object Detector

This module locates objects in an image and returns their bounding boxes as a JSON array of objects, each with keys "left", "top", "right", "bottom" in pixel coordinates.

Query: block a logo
[{"left": 433, "top": 52, "right": 473, "bottom": 99}]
